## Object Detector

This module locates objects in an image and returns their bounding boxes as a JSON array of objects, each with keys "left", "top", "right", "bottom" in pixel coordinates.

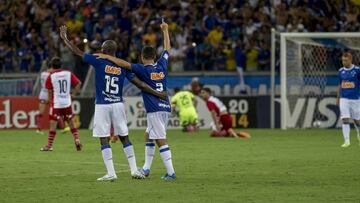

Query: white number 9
[{"left": 156, "top": 83, "right": 163, "bottom": 92}]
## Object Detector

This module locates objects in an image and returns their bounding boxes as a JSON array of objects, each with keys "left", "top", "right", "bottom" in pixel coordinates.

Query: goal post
[{"left": 279, "top": 32, "right": 360, "bottom": 129}]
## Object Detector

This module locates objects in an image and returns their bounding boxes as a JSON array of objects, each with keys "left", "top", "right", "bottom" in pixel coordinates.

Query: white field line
[{"left": 0, "top": 158, "right": 128, "bottom": 167}]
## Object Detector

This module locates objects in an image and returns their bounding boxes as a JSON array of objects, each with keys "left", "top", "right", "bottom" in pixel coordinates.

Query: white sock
[
  {"left": 159, "top": 145, "right": 175, "bottom": 175},
  {"left": 354, "top": 123, "right": 360, "bottom": 139},
  {"left": 123, "top": 143, "right": 137, "bottom": 173},
  {"left": 143, "top": 142, "right": 155, "bottom": 170},
  {"left": 101, "top": 145, "right": 116, "bottom": 176},
  {"left": 342, "top": 124, "right": 350, "bottom": 144}
]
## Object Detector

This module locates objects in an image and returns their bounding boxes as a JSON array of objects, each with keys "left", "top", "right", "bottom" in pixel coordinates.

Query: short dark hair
[
  {"left": 141, "top": 46, "right": 156, "bottom": 60},
  {"left": 174, "top": 87, "right": 181, "bottom": 93},
  {"left": 49, "top": 57, "right": 62, "bottom": 69},
  {"left": 202, "top": 87, "right": 211, "bottom": 94},
  {"left": 101, "top": 40, "right": 117, "bottom": 55},
  {"left": 342, "top": 52, "right": 353, "bottom": 59}
]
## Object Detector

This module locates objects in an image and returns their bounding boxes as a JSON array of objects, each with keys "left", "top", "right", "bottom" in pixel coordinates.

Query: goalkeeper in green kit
[{"left": 171, "top": 87, "right": 199, "bottom": 132}]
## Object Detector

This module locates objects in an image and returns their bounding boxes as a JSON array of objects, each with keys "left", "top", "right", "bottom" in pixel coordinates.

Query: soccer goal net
[{"left": 279, "top": 33, "right": 360, "bottom": 129}]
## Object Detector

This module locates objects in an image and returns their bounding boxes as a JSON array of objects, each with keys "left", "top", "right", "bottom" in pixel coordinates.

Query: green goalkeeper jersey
[{"left": 171, "top": 91, "right": 198, "bottom": 117}]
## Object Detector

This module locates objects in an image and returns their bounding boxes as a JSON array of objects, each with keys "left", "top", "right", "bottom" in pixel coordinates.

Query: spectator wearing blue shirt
[
  {"left": 184, "top": 39, "right": 196, "bottom": 71},
  {"left": 235, "top": 40, "right": 247, "bottom": 94},
  {"left": 258, "top": 41, "right": 271, "bottom": 71}
]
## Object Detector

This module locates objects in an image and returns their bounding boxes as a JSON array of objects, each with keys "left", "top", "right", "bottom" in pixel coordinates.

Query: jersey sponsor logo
[
  {"left": 150, "top": 72, "right": 165, "bottom": 80},
  {"left": 159, "top": 103, "right": 171, "bottom": 109},
  {"left": 102, "top": 91, "right": 122, "bottom": 102},
  {"left": 341, "top": 81, "right": 355, "bottom": 89},
  {"left": 105, "top": 65, "right": 121, "bottom": 75}
]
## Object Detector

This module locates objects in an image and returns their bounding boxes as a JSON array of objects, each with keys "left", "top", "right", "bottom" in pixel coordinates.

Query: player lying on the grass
[
  {"left": 36, "top": 61, "right": 70, "bottom": 135},
  {"left": 336, "top": 52, "right": 360, "bottom": 147},
  {"left": 200, "top": 87, "right": 250, "bottom": 138},
  {"left": 40, "top": 57, "right": 82, "bottom": 151},
  {"left": 95, "top": 19, "right": 176, "bottom": 180},
  {"left": 171, "top": 87, "right": 199, "bottom": 132},
  {"left": 60, "top": 25, "right": 168, "bottom": 181}
]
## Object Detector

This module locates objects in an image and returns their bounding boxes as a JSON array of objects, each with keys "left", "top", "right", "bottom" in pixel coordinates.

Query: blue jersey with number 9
[
  {"left": 84, "top": 53, "right": 134, "bottom": 104},
  {"left": 131, "top": 51, "right": 171, "bottom": 113}
]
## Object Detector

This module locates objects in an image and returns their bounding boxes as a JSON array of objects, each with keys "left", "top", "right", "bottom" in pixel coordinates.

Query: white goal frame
[{"left": 279, "top": 32, "right": 360, "bottom": 129}]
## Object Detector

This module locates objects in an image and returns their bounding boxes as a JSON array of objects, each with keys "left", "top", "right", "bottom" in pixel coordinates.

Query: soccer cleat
[
  {"left": 61, "top": 127, "right": 70, "bottom": 134},
  {"left": 139, "top": 168, "right": 150, "bottom": 177},
  {"left": 36, "top": 130, "right": 44, "bottom": 135},
  {"left": 75, "top": 139, "right": 82, "bottom": 151},
  {"left": 97, "top": 174, "right": 117, "bottom": 182},
  {"left": 40, "top": 146, "right": 53, "bottom": 151},
  {"left": 131, "top": 170, "right": 146, "bottom": 179},
  {"left": 237, "top": 131, "right": 251, "bottom": 138},
  {"left": 341, "top": 142, "right": 350, "bottom": 148},
  {"left": 161, "top": 173, "right": 176, "bottom": 180}
]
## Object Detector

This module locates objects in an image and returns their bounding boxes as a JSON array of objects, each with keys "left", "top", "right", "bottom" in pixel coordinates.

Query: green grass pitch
[{"left": 0, "top": 129, "right": 359, "bottom": 203}]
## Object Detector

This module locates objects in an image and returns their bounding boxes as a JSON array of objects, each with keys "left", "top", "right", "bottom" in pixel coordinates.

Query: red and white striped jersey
[
  {"left": 45, "top": 69, "right": 80, "bottom": 109},
  {"left": 205, "top": 96, "right": 227, "bottom": 116},
  {"left": 40, "top": 71, "right": 50, "bottom": 92}
]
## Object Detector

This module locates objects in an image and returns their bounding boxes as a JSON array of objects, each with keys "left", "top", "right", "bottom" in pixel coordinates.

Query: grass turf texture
[{"left": 0, "top": 129, "right": 359, "bottom": 203}]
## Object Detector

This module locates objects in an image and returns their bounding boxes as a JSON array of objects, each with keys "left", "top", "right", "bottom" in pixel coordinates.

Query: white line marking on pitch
[{"left": 0, "top": 158, "right": 128, "bottom": 167}]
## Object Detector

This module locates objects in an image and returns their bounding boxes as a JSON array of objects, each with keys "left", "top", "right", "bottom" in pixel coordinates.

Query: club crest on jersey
[
  {"left": 150, "top": 72, "right": 165, "bottom": 80},
  {"left": 341, "top": 81, "right": 355, "bottom": 88},
  {"left": 105, "top": 65, "right": 121, "bottom": 75}
]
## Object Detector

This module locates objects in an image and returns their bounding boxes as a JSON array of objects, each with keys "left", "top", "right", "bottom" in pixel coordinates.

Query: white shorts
[
  {"left": 38, "top": 90, "right": 48, "bottom": 102},
  {"left": 93, "top": 103, "right": 128, "bottom": 137},
  {"left": 340, "top": 98, "right": 360, "bottom": 120},
  {"left": 146, "top": 111, "right": 170, "bottom": 140}
]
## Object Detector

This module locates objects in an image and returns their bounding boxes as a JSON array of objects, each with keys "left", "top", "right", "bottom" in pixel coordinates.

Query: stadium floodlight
[{"left": 276, "top": 32, "right": 360, "bottom": 129}]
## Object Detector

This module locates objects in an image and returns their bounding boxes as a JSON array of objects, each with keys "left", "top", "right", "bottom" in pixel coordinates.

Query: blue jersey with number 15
[
  {"left": 131, "top": 51, "right": 171, "bottom": 113},
  {"left": 84, "top": 53, "right": 134, "bottom": 104}
]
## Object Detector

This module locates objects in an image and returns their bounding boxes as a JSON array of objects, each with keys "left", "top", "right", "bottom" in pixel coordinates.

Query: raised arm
[
  {"left": 130, "top": 77, "right": 168, "bottom": 100},
  {"left": 59, "top": 25, "right": 84, "bottom": 57},
  {"left": 160, "top": 19, "right": 171, "bottom": 51},
  {"left": 94, "top": 53, "right": 132, "bottom": 71}
]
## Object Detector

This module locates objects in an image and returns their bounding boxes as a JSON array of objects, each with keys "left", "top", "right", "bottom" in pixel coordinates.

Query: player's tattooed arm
[
  {"left": 48, "top": 90, "right": 53, "bottom": 103},
  {"left": 59, "top": 25, "right": 84, "bottom": 57},
  {"left": 210, "top": 110, "right": 221, "bottom": 131},
  {"left": 94, "top": 54, "right": 132, "bottom": 70},
  {"left": 160, "top": 18, "right": 171, "bottom": 51},
  {"left": 71, "top": 83, "right": 82, "bottom": 98},
  {"left": 131, "top": 77, "right": 168, "bottom": 100}
]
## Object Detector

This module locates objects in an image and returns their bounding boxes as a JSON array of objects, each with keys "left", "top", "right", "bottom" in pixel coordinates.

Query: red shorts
[
  {"left": 49, "top": 106, "right": 73, "bottom": 121},
  {"left": 220, "top": 114, "right": 233, "bottom": 131}
]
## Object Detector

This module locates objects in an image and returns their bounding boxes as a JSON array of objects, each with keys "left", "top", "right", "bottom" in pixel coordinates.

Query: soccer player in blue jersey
[
  {"left": 95, "top": 19, "right": 176, "bottom": 179},
  {"left": 59, "top": 25, "right": 168, "bottom": 181},
  {"left": 336, "top": 52, "right": 360, "bottom": 148}
]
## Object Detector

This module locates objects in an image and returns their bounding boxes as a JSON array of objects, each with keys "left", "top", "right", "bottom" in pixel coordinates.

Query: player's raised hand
[
  {"left": 59, "top": 25, "right": 68, "bottom": 40},
  {"left": 160, "top": 18, "right": 168, "bottom": 31},
  {"left": 94, "top": 53, "right": 109, "bottom": 59}
]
